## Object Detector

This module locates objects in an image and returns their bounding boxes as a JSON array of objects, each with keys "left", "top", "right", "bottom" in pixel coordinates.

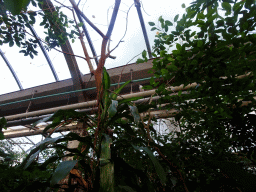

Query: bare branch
[
  {"left": 69, "top": 1, "right": 94, "bottom": 73},
  {"left": 69, "top": 0, "right": 105, "bottom": 38},
  {"left": 97, "top": 0, "right": 121, "bottom": 72},
  {"left": 106, "top": 3, "right": 134, "bottom": 58},
  {"left": 24, "top": 30, "right": 88, "bottom": 61}
]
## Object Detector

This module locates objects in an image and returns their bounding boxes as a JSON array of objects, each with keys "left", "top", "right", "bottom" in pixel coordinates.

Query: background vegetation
[{"left": 1, "top": 0, "right": 256, "bottom": 191}]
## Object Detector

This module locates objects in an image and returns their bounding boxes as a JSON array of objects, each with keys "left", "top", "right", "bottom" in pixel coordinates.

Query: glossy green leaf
[
  {"left": 222, "top": 2, "right": 231, "bottom": 13},
  {"left": 151, "top": 27, "right": 157, "bottom": 31},
  {"left": 142, "top": 50, "right": 147, "bottom": 58},
  {"left": 197, "top": 40, "right": 203, "bottom": 47},
  {"left": 78, "top": 22, "right": 83, "bottom": 27},
  {"left": 136, "top": 58, "right": 144, "bottom": 64},
  {"left": 197, "top": 12, "right": 205, "bottom": 20},
  {"left": 108, "top": 100, "right": 118, "bottom": 118},
  {"left": 132, "top": 145, "right": 166, "bottom": 185},
  {"left": 4, "top": 0, "right": 30, "bottom": 15},
  {"left": 50, "top": 160, "right": 77, "bottom": 186},
  {"left": 174, "top": 14, "right": 179, "bottom": 22},
  {"left": 176, "top": 43, "right": 182, "bottom": 51},
  {"left": 129, "top": 105, "right": 140, "bottom": 125},
  {"left": 118, "top": 96, "right": 142, "bottom": 105},
  {"left": 24, "top": 150, "right": 40, "bottom": 169},
  {"left": 148, "top": 22, "right": 155, "bottom": 26},
  {"left": 166, "top": 20, "right": 173, "bottom": 27},
  {"left": 111, "top": 80, "right": 131, "bottom": 100},
  {"left": 103, "top": 67, "right": 110, "bottom": 90}
]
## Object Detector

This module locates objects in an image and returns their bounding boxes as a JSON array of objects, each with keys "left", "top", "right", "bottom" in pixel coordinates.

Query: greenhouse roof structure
[{"left": 0, "top": 0, "right": 188, "bottom": 152}]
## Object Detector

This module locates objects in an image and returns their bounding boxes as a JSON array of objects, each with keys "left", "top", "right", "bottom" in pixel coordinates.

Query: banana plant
[{"left": 18, "top": 69, "right": 166, "bottom": 191}]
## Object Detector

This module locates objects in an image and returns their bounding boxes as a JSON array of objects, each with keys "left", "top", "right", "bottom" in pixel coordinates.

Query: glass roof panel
[{"left": 0, "top": 0, "right": 191, "bottom": 95}]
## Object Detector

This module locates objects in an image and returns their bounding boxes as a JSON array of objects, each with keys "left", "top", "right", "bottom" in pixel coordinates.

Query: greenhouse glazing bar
[{"left": 0, "top": 48, "right": 23, "bottom": 90}]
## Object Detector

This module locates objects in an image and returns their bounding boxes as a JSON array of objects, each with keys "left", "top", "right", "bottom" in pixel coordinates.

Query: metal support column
[
  {"left": 0, "top": 49, "right": 23, "bottom": 90},
  {"left": 134, "top": 0, "right": 152, "bottom": 58},
  {"left": 71, "top": 0, "right": 99, "bottom": 66},
  {"left": 27, "top": 24, "right": 59, "bottom": 81}
]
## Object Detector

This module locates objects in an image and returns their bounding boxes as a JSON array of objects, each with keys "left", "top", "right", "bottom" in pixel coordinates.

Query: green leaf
[
  {"left": 197, "top": 40, "right": 203, "bottom": 47},
  {"left": 111, "top": 80, "right": 131, "bottom": 100},
  {"left": 9, "top": 41, "right": 14, "bottom": 47},
  {"left": 132, "top": 145, "right": 166, "bottom": 185},
  {"left": 233, "top": 1, "right": 244, "bottom": 12},
  {"left": 118, "top": 185, "right": 136, "bottom": 192},
  {"left": 158, "top": 16, "right": 164, "bottom": 23},
  {"left": 176, "top": 43, "right": 182, "bottom": 51},
  {"left": 165, "top": 20, "right": 173, "bottom": 26},
  {"left": 108, "top": 100, "right": 118, "bottom": 118},
  {"left": 161, "top": 68, "right": 168, "bottom": 75},
  {"left": 181, "top": 3, "right": 186, "bottom": 8},
  {"left": 142, "top": 50, "right": 147, "bottom": 58},
  {"left": 0, "top": 117, "right": 7, "bottom": 129},
  {"left": 4, "top": 0, "right": 30, "bottom": 15},
  {"left": 50, "top": 160, "right": 77, "bottom": 186},
  {"left": 148, "top": 22, "right": 155, "bottom": 26},
  {"left": 24, "top": 150, "right": 40, "bottom": 169},
  {"left": 197, "top": 12, "right": 205, "bottom": 20},
  {"left": 167, "top": 64, "right": 178, "bottom": 72},
  {"left": 78, "top": 22, "right": 83, "bottom": 27},
  {"left": 136, "top": 58, "right": 144, "bottom": 64},
  {"left": 0, "top": 132, "right": 4, "bottom": 140},
  {"left": 103, "top": 67, "right": 110, "bottom": 90},
  {"left": 178, "top": 90, "right": 182, "bottom": 96},
  {"left": 118, "top": 96, "right": 142, "bottom": 105},
  {"left": 174, "top": 14, "right": 179, "bottom": 22},
  {"left": 222, "top": 2, "right": 231, "bottom": 13},
  {"left": 129, "top": 105, "right": 140, "bottom": 125},
  {"left": 151, "top": 27, "right": 157, "bottom": 31},
  {"left": 40, "top": 155, "right": 60, "bottom": 169}
]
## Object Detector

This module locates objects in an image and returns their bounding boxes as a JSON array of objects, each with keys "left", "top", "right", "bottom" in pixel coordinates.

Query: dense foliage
[
  {"left": 0, "top": 0, "right": 79, "bottom": 58},
  {"left": 1, "top": 0, "right": 256, "bottom": 191},
  {"left": 137, "top": 0, "right": 256, "bottom": 191}
]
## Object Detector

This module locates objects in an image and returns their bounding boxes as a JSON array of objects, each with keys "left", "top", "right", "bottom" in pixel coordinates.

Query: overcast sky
[{"left": 0, "top": 0, "right": 193, "bottom": 95}]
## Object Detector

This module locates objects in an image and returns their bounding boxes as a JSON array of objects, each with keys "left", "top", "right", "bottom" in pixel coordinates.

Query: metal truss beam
[
  {"left": 0, "top": 48, "right": 23, "bottom": 90},
  {"left": 42, "top": 0, "right": 85, "bottom": 102},
  {"left": 27, "top": 24, "right": 59, "bottom": 81},
  {"left": 134, "top": 0, "right": 152, "bottom": 58}
]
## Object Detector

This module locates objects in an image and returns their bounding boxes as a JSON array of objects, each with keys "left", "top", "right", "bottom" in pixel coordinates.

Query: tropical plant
[{"left": 137, "top": 0, "right": 256, "bottom": 191}]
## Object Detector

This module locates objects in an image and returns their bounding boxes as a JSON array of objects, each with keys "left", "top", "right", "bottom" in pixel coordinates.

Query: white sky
[{"left": 0, "top": 0, "right": 193, "bottom": 95}]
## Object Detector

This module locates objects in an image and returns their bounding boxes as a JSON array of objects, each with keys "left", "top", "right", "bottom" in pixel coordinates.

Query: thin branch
[
  {"left": 140, "top": 0, "right": 151, "bottom": 16},
  {"left": 70, "top": 0, "right": 105, "bottom": 38},
  {"left": 69, "top": 1, "right": 94, "bottom": 73},
  {"left": 53, "top": 0, "right": 73, "bottom": 11},
  {"left": 96, "top": 0, "right": 121, "bottom": 73},
  {"left": 24, "top": 30, "right": 88, "bottom": 60},
  {"left": 106, "top": 3, "right": 134, "bottom": 58}
]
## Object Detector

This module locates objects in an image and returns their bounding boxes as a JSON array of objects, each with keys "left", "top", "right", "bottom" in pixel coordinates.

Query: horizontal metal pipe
[
  {"left": 4, "top": 109, "right": 178, "bottom": 138},
  {"left": 4, "top": 124, "right": 83, "bottom": 139},
  {"left": 0, "top": 77, "right": 153, "bottom": 107},
  {"left": 5, "top": 83, "right": 196, "bottom": 121}
]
